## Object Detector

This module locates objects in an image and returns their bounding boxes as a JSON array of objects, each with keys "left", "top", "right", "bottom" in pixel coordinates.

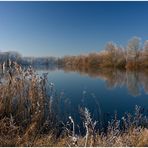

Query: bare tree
[
  {"left": 127, "top": 37, "right": 141, "bottom": 69},
  {"left": 143, "top": 40, "right": 148, "bottom": 57},
  {"left": 104, "top": 42, "right": 118, "bottom": 68},
  {"left": 140, "top": 40, "right": 148, "bottom": 67}
]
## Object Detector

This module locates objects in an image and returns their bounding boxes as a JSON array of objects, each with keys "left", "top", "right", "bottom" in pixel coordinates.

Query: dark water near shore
[{"left": 36, "top": 66, "right": 148, "bottom": 130}]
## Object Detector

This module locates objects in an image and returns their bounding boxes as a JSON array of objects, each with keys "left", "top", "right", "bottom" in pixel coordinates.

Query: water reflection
[
  {"left": 1, "top": 65, "right": 148, "bottom": 97},
  {"left": 61, "top": 66, "right": 148, "bottom": 97}
]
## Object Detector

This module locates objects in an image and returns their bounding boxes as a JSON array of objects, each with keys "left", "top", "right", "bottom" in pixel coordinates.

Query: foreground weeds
[
  {"left": 33, "top": 107, "right": 148, "bottom": 147},
  {"left": 0, "top": 64, "right": 148, "bottom": 146},
  {"left": 0, "top": 65, "right": 59, "bottom": 146}
]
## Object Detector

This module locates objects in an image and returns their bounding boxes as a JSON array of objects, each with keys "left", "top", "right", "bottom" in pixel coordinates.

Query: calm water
[{"left": 36, "top": 66, "right": 148, "bottom": 129}]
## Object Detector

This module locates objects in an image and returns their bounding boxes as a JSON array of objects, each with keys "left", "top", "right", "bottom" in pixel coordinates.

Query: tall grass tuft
[{"left": 0, "top": 64, "right": 59, "bottom": 146}]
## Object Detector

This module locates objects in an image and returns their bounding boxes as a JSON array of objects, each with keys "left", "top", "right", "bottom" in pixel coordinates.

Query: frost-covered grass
[
  {"left": 0, "top": 65, "right": 59, "bottom": 146},
  {"left": 0, "top": 64, "right": 148, "bottom": 146},
  {"left": 33, "top": 107, "right": 148, "bottom": 147},
  {"left": 0, "top": 106, "right": 147, "bottom": 147}
]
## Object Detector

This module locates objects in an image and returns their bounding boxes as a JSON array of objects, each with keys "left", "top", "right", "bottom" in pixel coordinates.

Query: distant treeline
[
  {"left": 58, "top": 37, "right": 148, "bottom": 70},
  {"left": 0, "top": 51, "right": 58, "bottom": 66},
  {"left": 1, "top": 36, "right": 148, "bottom": 70}
]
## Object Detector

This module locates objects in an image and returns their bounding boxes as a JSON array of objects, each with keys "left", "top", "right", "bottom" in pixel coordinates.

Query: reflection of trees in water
[
  {"left": 105, "top": 70, "right": 126, "bottom": 89},
  {"left": 126, "top": 71, "right": 140, "bottom": 97},
  {"left": 61, "top": 66, "right": 148, "bottom": 97},
  {"left": 31, "top": 65, "right": 58, "bottom": 71},
  {"left": 33, "top": 65, "right": 148, "bottom": 97},
  {"left": 139, "top": 71, "right": 148, "bottom": 94}
]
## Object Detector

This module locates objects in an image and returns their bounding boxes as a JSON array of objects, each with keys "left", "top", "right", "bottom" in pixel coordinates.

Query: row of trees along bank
[{"left": 58, "top": 37, "right": 148, "bottom": 70}]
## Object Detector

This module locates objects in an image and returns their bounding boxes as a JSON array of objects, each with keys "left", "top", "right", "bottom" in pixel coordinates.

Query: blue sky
[{"left": 0, "top": 1, "right": 148, "bottom": 57}]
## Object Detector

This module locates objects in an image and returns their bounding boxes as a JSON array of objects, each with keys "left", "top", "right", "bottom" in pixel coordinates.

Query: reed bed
[
  {"left": 0, "top": 65, "right": 59, "bottom": 146},
  {"left": 0, "top": 64, "right": 148, "bottom": 147}
]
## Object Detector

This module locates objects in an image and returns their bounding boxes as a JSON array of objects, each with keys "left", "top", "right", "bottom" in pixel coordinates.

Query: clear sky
[{"left": 0, "top": 1, "right": 148, "bottom": 57}]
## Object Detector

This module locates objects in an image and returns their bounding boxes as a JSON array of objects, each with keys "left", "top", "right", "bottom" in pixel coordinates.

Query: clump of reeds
[
  {"left": 0, "top": 117, "right": 20, "bottom": 146},
  {"left": 0, "top": 63, "right": 59, "bottom": 146}
]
